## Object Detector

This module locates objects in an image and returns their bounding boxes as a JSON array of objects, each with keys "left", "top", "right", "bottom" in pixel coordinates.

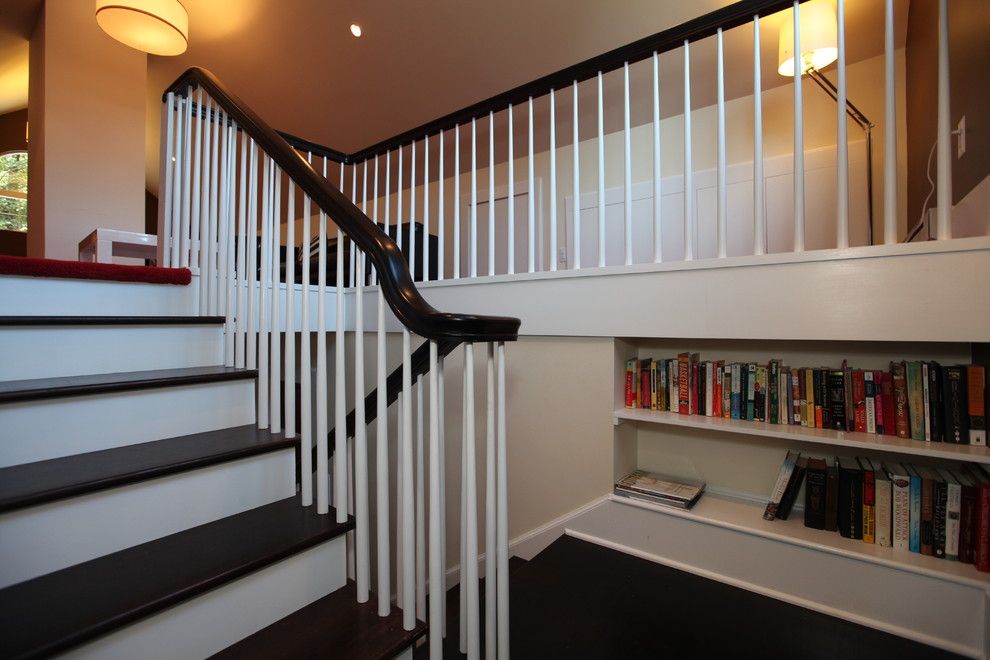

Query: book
[
  {"left": 932, "top": 468, "right": 948, "bottom": 558},
  {"left": 791, "top": 368, "right": 802, "bottom": 426},
  {"left": 769, "top": 360, "right": 780, "bottom": 424},
  {"left": 852, "top": 370, "right": 867, "bottom": 433},
  {"left": 874, "top": 460, "right": 892, "bottom": 548},
  {"left": 880, "top": 371, "right": 896, "bottom": 436},
  {"left": 906, "top": 362, "right": 926, "bottom": 441},
  {"left": 815, "top": 368, "right": 826, "bottom": 428},
  {"left": 843, "top": 361, "right": 854, "bottom": 432},
  {"left": 804, "top": 458, "right": 828, "bottom": 530},
  {"left": 969, "top": 366, "right": 987, "bottom": 446},
  {"left": 919, "top": 466, "right": 936, "bottom": 556},
  {"left": 677, "top": 353, "right": 689, "bottom": 414},
  {"left": 714, "top": 361, "right": 723, "bottom": 417},
  {"left": 805, "top": 368, "right": 816, "bottom": 429},
  {"left": 907, "top": 465, "right": 922, "bottom": 553},
  {"left": 953, "top": 468, "right": 978, "bottom": 564},
  {"left": 825, "top": 458, "right": 839, "bottom": 532},
  {"left": 939, "top": 468, "right": 961, "bottom": 561},
  {"left": 614, "top": 469, "right": 706, "bottom": 510},
  {"left": 777, "top": 456, "right": 807, "bottom": 520},
  {"left": 722, "top": 363, "right": 732, "bottom": 419},
  {"left": 974, "top": 465, "right": 990, "bottom": 572},
  {"left": 828, "top": 370, "right": 846, "bottom": 431},
  {"left": 730, "top": 363, "right": 742, "bottom": 420},
  {"left": 922, "top": 362, "right": 932, "bottom": 441},
  {"left": 942, "top": 365, "right": 967, "bottom": 444},
  {"left": 837, "top": 456, "right": 863, "bottom": 539},
  {"left": 859, "top": 457, "right": 876, "bottom": 544},
  {"left": 891, "top": 362, "right": 910, "bottom": 439},
  {"left": 640, "top": 359, "right": 652, "bottom": 410},
  {"left": 746, "top": 364, "right": 756, "bottom": 421},
  {"left": 625, "top": 359, "right": 637, "bottom": 409},
  {"left": 873, "top": 371, "right": 885, "bottom": 435},
  {"left": 764, "top": 451, "right": 800, "bottom": 521},
  {"left": 798, "top": 368, "right": 807, "bottom": 427},
  {"left": 928, "top": 362, "right": 944, "bottom": 442},
  {"left": 754, "top": 365, "right": 767, "bottom": 423},
  {"left": 668, "top": 359, "right": 678, "bottom": 412},
  {"left": 690, "top": 353, "right": 700, "bottom": 415},
  {"left": 864, "top": 371, "right": 876, "bottom": 434},
  {"left": 886, "top": 462, "right": 911, "bottom": 551}
]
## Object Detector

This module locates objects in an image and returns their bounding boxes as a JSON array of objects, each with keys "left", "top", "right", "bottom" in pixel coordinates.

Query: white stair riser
[
  {"left": 0, "top": 449, "right": 295, "bottom": 589},
  {"left": 0, "top": 380, "right": 256, "bottom": 467},
  {"left": 0, "top": 276, "right": 198, "bottom": 317},
  {"left": 0, "top": 326, "right": 224, "bottom": 381},
  {"left": 61, "top": 537, "right": 346, "bottom": 660}
]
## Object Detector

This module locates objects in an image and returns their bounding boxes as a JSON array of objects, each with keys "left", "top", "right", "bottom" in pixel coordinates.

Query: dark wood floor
[{"left": 425, "top": 535, "right": 962, "bottom": 659}]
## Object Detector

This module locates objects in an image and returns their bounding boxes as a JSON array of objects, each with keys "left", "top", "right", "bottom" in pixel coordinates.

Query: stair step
[
  {"left": 0, "top": 497, "right": 352, "bottom": 659},
  {"left": 212, "top": 582, "right": 426, "bottom": 660},
  {"left": 0, "top": 425, "right": 293, "bottom": 514},
  {"left": 0, "top": 315, "right": 224, "bottom": 326},
  {"left": 0, "top": 366, "right": 256, "bottom": 404}
]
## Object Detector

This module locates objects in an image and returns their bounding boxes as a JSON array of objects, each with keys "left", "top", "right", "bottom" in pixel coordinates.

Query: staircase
[{"left": 0, "top": 310, "right": 424, "bottom": 659}]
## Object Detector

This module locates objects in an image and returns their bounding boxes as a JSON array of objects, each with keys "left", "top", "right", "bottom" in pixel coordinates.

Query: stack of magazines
[{"left": 614, "top": 469, "right": 705, "bottom": 509}]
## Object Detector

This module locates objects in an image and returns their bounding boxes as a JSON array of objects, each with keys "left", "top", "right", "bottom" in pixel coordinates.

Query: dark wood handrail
[{"left": 164, "top": 67, "right": 519, "bottom": 343}]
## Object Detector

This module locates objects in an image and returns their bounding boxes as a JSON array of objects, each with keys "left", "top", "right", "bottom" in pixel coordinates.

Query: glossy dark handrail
[{"left": 164, "top": 67, "right": 520, "bottom": 343}]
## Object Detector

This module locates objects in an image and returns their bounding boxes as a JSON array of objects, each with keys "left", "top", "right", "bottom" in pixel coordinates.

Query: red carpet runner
[{"left": 0, "top": 256, "right": 191, "bottom": 286}]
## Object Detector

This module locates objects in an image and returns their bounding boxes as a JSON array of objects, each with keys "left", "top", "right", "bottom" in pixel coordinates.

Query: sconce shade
[
  {"left": 778, "top": 1, "right": 837, "bottom": 76},
  {"left": 95, "top": 0, "right": 188, "bottom": 56}
]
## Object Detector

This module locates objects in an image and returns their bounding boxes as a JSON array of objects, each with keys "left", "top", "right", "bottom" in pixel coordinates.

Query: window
[{"left": 0, "top": 151, "right": 28, "bottom": 232}]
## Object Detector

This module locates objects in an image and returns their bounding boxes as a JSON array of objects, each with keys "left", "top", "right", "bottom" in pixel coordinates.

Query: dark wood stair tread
[
  {"left": 0, "top": 425, "right": 294, "bottom": 513},
  {"left": 212, "top": 582, "right": 426, "bottom": 660},
  {"left": 0, "top": 366, "right": 256, "bottom": 404},
  {"left": 0, "top": 316, "right": 225, "bottom": 326},
  {"left": 0, "top": 497, "right": 353, "bottom": 659}
]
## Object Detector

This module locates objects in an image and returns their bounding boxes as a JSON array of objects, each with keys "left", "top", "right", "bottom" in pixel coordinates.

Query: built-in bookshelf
[{"left": 614, "top": 407, "right": 990, "bottom": 464}]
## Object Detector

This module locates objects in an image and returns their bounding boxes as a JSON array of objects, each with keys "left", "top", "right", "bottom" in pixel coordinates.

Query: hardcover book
[
  {"left": 864, "top": 371, "right": 876, "bottom": 434},
  {"left": 859, "top": 457, "right": 876, "bottom": 544},
  {"left": 754, "top": 365, "right": 767, "bottom": 423},
  {"left": 769, "top": 360, "right": 780, "bottom": 424},
  {"left": 677, "top": 353, "right": 690, "bottom": 414},
  {"left": 873, "top": 371, "right": 885, "bottom": 435},
  {"left": 792, "top": 369, "right": 802, "bottom": 426},
  {"left": 804, "top": 458, "right": 828, "bottom": 530},
  {"left": 625, "top": 359, "right": 637, "bottom": 409},
  {"left": 722, "top": 363, "right": 732, "bottom": 419},
  {"left": 891, "top": 362, "right": 910, "bottom": 439},
  {"left": 922, "top": 362, "right": 932, "bottom": 441},
  {"left": 874, "top": 460, "right": 892, "bottom": 548},
  {"left": 825, "top": 458, "right": 839, "bottom": 532},
  {"left": 881, "top": 371, "right": 896, "bottom": 436},
  {"left": 906, "top": 362, "right": 926, "bottom": 441},
  {"left": 919, "top": 466, "right": 936, "bottom": 556},
  {"left": 746, "top": 363, "right": 756, "bottom": 421},
  {"left": 974, "top": 465, "right": 990, "bottom": 572},
  {"left": 931, "top": 468, "right": 948, "bottom": 559},
  {"left": 852, "top": 370, "right": 867, "bottom": 433},
  {"left": 641, "top": 359, "right": 652, "bottom": 410},
  {"left": 969, "top": 366, "right": 987, "bottom": 446},
  {"left": 777, "top": 457, "right": 807, "bottom": 520},
  {"left": 928, "top": 362, "right": 944, "bottom": 442},
  {"left": 828, "top": 370, "right": 846, "bottom": 431},
  {"left": 730, "top": 363, "right": 742, "bottom": 420},
  {"left": 953, "top": 468, "right": 977, "bottom": 564},
  {"left": 764, "top": 451, "right": 800, "bottom": 521},
  {"left": 886, "top": 462, "right": 911, "bottom": 551},
  {"left": 837, "top": 456, "right": 863, "bottom": 540},
  {"left": 939, "top": 468, "right": 961, "bottom": 561},
  {"left": 690, "top": 353, "right": 700, "bottom": 415},
  {"left": 907, "top": 465, "right": 922, "bottom": 553},
  {"left": 942, "top": 366, "right": 967, "bottom": 444}
]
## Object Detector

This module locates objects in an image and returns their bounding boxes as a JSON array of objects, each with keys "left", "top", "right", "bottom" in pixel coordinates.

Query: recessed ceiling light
[{"left": 350, "top": 24, "right": 362, "bottom": 38}]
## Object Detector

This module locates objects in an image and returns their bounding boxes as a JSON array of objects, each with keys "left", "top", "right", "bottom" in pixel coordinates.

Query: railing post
[
  {"left": 376, "top": 152, "right": 392, "bottom": 616},
  {"left": 335, "top": 164, "right": 348, "bottom": 521},
  {"left": 623, "top": 62, "right": 633, "bottom": 266},
  {"left": 354, "top": 245, "right": 369, "bottom": 601},
  {"left": 299, "top": 160, "right": 312, "bottom": 508},
  {"left": 257, "top": 156, "right": 271, "bottom": 429},
  {"left": 508, "top": 105, "right": 515, "bottom": 275},
  {"left": 246, "top": 142, "right": 258, "bottom": 371},
  {"left": 883, "top": 0, "right": 897, "bottom": 244},
  {"left": 401, "top": 331, "right": 416, "bottom": 630},
  {"left": 716, "top": 29, "right": 727, "bottom": 259},
  {"left": 463, "top": 342, "right": 480, "bottom": 658},
  {"left": 269, "top": 166, "right": 282, "bottom": 434},
  {"left": 489, "top": 113, "right": 496, "bottom": 277},
  {"left": 528, "top": 96, "right": 536, "bottom": 273}
]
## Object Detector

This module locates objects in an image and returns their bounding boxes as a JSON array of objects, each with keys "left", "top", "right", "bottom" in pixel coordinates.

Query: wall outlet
[
  {"left": 957, "top": 116, "right": 966, "bottom": 158},
  {"left": 558, "top": 247, "right": 567, "bottom": 264}
]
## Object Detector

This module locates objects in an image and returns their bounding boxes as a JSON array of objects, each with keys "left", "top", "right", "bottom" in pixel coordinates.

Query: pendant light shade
[
  {"left": 95, "top": 0, "right": 189, "bottom": 56},
  {"left": 778, "top": 1, "right": 837, "bottom": 76}
]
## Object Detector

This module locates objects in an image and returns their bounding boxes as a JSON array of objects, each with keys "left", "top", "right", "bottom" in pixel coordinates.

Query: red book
[
  {"left": 624, "top": 359, "right": 636, "bottom": 409},
  {"left": 714, "top": 361, "right": 723, "bottom": 418},
  {"left": 690, "top": 354, "right": 700, "bottom": 415},
  {"left": 852, "top": 370, "right": 867, "bottom": 433},
  {"left": 677, "top": 353, "right": 690, "bottom": 415},
  {"left": 977, "top": 477, "right": 990, "bottom": 572},
  {"left": 958, "top": 472, "right": 978, "bottom": 564},
  {"left": 640, "top": 361, "right": 651, "bottom": 410},
  {"left": 891, "top": 362, "right": 910, "bottom": 438},
  {"left": 880, "top": 372, "right": 897, "bottom": 436}
]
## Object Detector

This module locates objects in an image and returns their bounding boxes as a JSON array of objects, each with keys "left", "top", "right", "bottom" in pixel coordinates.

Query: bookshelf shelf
[
  {"left": 608, "top": 492, "right": 990, "bottom": 590},
  {"left": 614, "top": 408, "right": 990, "bottom": 464}
]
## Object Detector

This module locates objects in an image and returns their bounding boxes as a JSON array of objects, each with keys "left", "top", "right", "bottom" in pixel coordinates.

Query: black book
[
  {"left": 825, "top": 459, "right": 839, "bottom": 532},
  {"left": 828, "top": 370, "right": 846, "bottom": 431},
  {"left": 816, "top": 368, "right": 830, "bottom": 429},
  {"left": 777, "top": 457, "right": 807, "bottom": 520},
  {"left": 804, "top": 458, "right": 829, "bottom": 529},
  {"left": 928, "top": 362, "right": 944, "bottom": 442},
  {"left": 933, "top": 471, "right": 948, "bottom": 558},
  {"left": 837, "top": 456, "right": 863, "bottom": 539},
  {"left": 942, "top": 366, "right": 968, "bottom": 444}
]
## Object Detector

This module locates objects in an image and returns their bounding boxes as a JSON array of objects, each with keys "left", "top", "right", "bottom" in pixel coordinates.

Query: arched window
[{"left": 0, "top": 151, "right": 28, "bottom": 232}]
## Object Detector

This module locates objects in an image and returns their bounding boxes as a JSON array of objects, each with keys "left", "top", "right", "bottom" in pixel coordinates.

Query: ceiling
[{"left": 0, "top": 0, "right": 42, "bottom": 114}]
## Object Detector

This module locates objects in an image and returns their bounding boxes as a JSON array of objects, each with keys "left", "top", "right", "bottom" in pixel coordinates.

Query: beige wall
[{"left": 27, "top": 0, "right": 147, "bottom": 260}]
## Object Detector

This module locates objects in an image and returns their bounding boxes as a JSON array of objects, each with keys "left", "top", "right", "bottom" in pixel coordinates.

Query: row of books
[
  {"left": 624, "top": 354, "right": 988, "bottom": 445},
  {"left": 764, "top": 451, "right": 990, "bottom": 571},
  {"left": 614, "top": 469, "right": 705, "bottom": 510}
]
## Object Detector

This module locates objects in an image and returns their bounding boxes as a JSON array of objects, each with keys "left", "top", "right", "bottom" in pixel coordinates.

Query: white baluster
[
  {"left": 438, "top": 132, "right": 445, "bottom": 281},
  {"left": 424, "top": 137, "right": 431, "bottom": 282},
  {"left": 397, "top": 391, "right": 405, "bottom": 609},
  {"left": 363, "top": 159, "right": 369, "bottom": 285},
  {"left": 489, "top": 112, "right": 495, "bottom": 277},
  {"left": 180, "top": 90, "right": 193, "bottom": 267},
  {"left": 683, "top": 42, "right": 694, "bottom": 261},
  {"left": 189, "top": 91, "right": 203, "bottom": 270},
  {"left": 573, "top": 81, "right": 581, "bottom": 270},
  {"left": 428, "top": 340, "right": 442, "bottom": 658},
  {"left": 355, "top": 245, "right": 368, "bottom": 601},
  {"left": 597, "top": 74, "right": 605, "bottom": 268},
  {"left": 300, "top": 166, "right": 312, "bottom": 507},
  {"left": 160, "top": 93, "right": 175, "bottom": 267},
  {"left": 463, "top": 343, "right": 480, "bottom": 659},
  {"left": 508, "top": 105, "right": 515, "bottom": 275},
  {"left": 350, "top": 164, "right": 357, "bottom": 288},
  {"left": 716, "top": 30, "right": 727, "bottom": 259},
  {"left": 401, "top": 330, "right": 415, "bottom": 629},
  {"left": 623, "top": 62, "right": 633, "bottom": 265},
  {"left": 652, "top": 52, "right": 662, "bottom": 262},
  {"left": 471, "top": 118, "right": 477, "bottom": 278},
  {"left": 198, "top": 97, "right": 213, "bottom": 297},
  {"left": 437, "top": 357, "right": 447, "bottom": 636},
  {"left": 459, "top": 359, "right": 468, "bottom": 654},
  {"left": 335, "top": 164, "right": 348, "bottom": 522},
  {"left": 495, "top": 341, "right": 509, "bottom": 660},
  {"left": 207, "top": 104, "right": 220, "bottom": 314},
  {"left": 375, "top": 197, "right": 391, "bottom": 614},
  {"left": 935, "top": 0, "right": 952, "bottom": 239},
  {"left": 372, "top": 156, "right": 379, "bottom": 287},
  {"left": 754, "top": 16, "right": 766, "bottom": 255},
  {"left": 316, "top": 157, "right": 329, "bottom": 515},
  {"left": 835, "top": 1, "right": 849, "bottom": 249},
  {"left": 270, "top": 167, "right": 282, "bottom": 434},
  {"left": 411, "top": 141, "right": 417, "bottom": 281},
  {"left": 454, "top": 126, "right": 461, "bottom": 279},
  {"left": 285, "top": 177, "right": 296, "bottom": 438},
  {"left": 217, "top": 111, "right": 229, "bottom": 328},
  {"left": 485, "top": 343, "right": 496, "bottom": 659},
  {"left": 246, "top": 142, "right": 258, "bottom": 371},
  {"left": 416, "top": 370, "right": 426, "bottom": 620},
  {"left": 528, "top": 96, "right": 535, "bottom": 273},
  {"left": 793, "top": 1, "right": 805, "bottom": 252},
  {"left": 224, "top": 122, "right": 237, "bottom": 366},
  {"left": 235, "top": 133, "right": 248, "bottom": 368},
  {"left": 398, "top": 146, "right": 405, "bottom": 256},
  {"left": 883, "top": 0, "right": 897, "bottom": 244},
  {"left": 550, "top": 89, "right": 558, "bottom": 272},
  {"left": 258, "top": 156, "right": 271, "bottom": 429}
]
